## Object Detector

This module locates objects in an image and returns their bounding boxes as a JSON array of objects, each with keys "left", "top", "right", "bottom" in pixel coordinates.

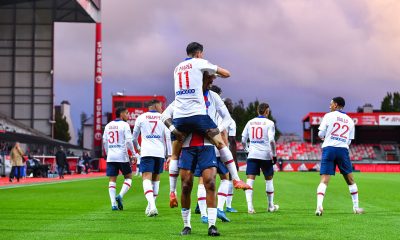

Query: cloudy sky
[{"left": 54, "top": 0, "right": 400, "bottom": 139}]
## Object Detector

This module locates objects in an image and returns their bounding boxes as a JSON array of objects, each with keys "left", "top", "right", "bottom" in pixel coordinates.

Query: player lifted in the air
[
  {"left": 133, "top": 99, "right": 167, "bottom": 217},
  {"left": 164, "top": 42, "right": 250, "bottom": 208},
  {"left": 102, "top": 107, "right": 136, "bottom": 211},
  {"left": 315, "top": 97, "right": 364, "bottom": 216},
  {"left": 242, "top": 103, "right": 279, "bottom": 214}
]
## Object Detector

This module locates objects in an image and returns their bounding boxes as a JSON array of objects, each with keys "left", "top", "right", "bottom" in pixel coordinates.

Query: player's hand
[
  {"left": 129, "top": 155, "right": 137, "bottom": 165},
  {"left": 272, "top": 156, "right": 277, "bottom": 165}
]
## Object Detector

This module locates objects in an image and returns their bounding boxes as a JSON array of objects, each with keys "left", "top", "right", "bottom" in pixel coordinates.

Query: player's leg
[
  {"left": 150, "top": 157, "right": 164, "bottom": 215},
  {"left": 106, "top": 162, "right": 118, "bottom": 210},
  {"left": 225, "top": 179, "right": 236, "bottom": 212},
  {"left": 180, "top": 169, "right": 194, "bottom": 235},
  {"left": 216, "top": 158, "right": 231, "bottom": 221},
  {"left": 245, "top": 159, "right": 259, "bottom": 214},
  {"left": 141, "top": 157, "right": 157, "bottom": 217},
  {"left": 169, "top": 136, "right": 182, "bottom": 208},
  {"left": 338, "top": 148, "right": 364, "bottom": 214},
  {"left": 196, "top": 176, "right": 208, "bottom": 223},
  {"left": 115, "top": 162, "right": 133, "bottom": 210},
  {"left": 262, "top": 160, "right": 278, "bottom": 212},
  {"left": 202, "top": 167, "right": 221, "bottom": 236},
  {"left": 316, "top": 147, "right": 335, "bottom": 216}
]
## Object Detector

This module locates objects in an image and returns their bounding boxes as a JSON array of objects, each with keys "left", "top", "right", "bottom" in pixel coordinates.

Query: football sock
[
  {"left": 349, "top": 183, "right": 359, "bottom": 209},
  {"left": 197, "top": 184, "right": 207, "bottom": 217},
  {"left": 143, "top": 179, "right": 155, "bottom": 210},
  {"left": 181, "top": 208, "right": 191, "bottom": 228},
  {"left": 152, "top": 180, "right": 160, "bottom": 201},
  {"left": 119, "top": 178, "right": 132, "bottom": 198},
  {"left": 245, "top": 179, "right": 255, "bottom": 211},
  {"left": 207, "top": 208, "right": 217, "bottom": 228},
  {"left": 226, "top": 180, "right": 234, "bottom": 208},
  {"left": 219, "top": 147, "right": 240, "bottom": 181},
  {"left": 217, "top": 180, "right": 229, "bottom": 211},
  {"left": 317, "top": 183, "right": 327, "bottom": 208},
  {"left": 266, "top": 179, "right": 274, "bottom": 208},
  {"left": 108, "top": 181, "right": 117, "bottom": 207},
  {"left": 169, "top": 159, "right": 179, "bottom": 193}
]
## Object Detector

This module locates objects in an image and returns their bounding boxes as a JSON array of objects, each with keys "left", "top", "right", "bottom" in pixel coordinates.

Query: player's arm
[
  {"left": 348, "top": 123, "right": 355, "bottom": 146},
  {"left": 241, "top": 123, "right": 250, "bottom": 152},
  {"left": 132, "top": 118, "right": 141, "bottom": 154},
  {"left": 125, "top": 126, "right": 136, "bottom": 164},
  {"left": 318, "top": 114, "right": 329, "bottom": 140},
  {"left": 102, "top": 130, "right": 108, "bottom": 157},
  {"left": 268, "top": 124, "right": 277, "bottom": 164},
  {"left": 216, "top": 67, "right": 230, "bottom": 78},
  {"left": 214, "top": 93, "right": 233, "bottom": 132},
  {"left": 165, "top": 127, "right": 172, "bottom": 157},
  {"left": 161, "top": 102, "right": 186, "bottom": 141}
]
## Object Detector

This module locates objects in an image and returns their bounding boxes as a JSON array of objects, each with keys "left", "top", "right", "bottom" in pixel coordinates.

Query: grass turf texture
[{"left": 0, "top": 172, "right": 399, "bottom": 240}]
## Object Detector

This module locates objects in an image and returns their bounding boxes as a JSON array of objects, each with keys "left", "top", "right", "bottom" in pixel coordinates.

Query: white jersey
[
  {"left": 228, "top": 120, "right": 236, "bottom": 137},
  {"left": 318, "top": 111, "right": 355, "bottom": 149},
  {"left": 103, "top": 119, "right": 134, "bottom": 163},
  {"left": 133, "top": 111, "right": 166, "bottom": 158},
  {"left": 173, "top": 58, "right": 218, "bottom": 119},
  {"left": 242, "top": 116, "right": 275, "bottom": 160}
]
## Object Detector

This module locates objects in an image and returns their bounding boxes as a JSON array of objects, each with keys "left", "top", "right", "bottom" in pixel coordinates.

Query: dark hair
[
  {"left": 332, "top": 97, "right": 345, "bottom": 107},
  {"left": 257, "top": 103, "right": 270, "bottom": 115},
  {"left": 210, "top": 85, "right": 222, "bottom": 95},
  {"left": 186, "top": 42, "right": 203, "bottom": 56},
  {"left": 115, "top": 107, "right": 127, "bottom": 118},
  {"left": 147, "top": 99, "right": 161, "bottom": 107}
]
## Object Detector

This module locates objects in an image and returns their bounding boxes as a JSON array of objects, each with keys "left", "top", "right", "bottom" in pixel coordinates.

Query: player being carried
[
  {"left": 164, "top": 42, "right": 250, "bottom": 208},
  {"left": 102, "top": 107, "right": 136, "bottom": 211},
  {"left": 242, "top": 102, "right": 279, "bottom": 214},
  {"left": 132, "top": 99, "right": 167, "bottom": 217},
  {"left": 315, "top": 97, "right": 364, "bottom": 216}
]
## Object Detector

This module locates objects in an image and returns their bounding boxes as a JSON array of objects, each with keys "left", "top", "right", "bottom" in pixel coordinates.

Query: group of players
[{"left": 102, "top": 42, "right": 364, "bottom": 237}]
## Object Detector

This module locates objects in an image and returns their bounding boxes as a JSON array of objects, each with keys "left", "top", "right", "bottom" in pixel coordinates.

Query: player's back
[
  {"left": 103, "top": 120, "right": 132, "bottom": 162},
  {"left": 173, "top": 58, "right": 217, "bottom": 119},
  {"left": 243, "top": 117, "right": 275, "bottom": 160},
  {"left": 319, "top": 111, "right": 355, "bottom": 149},
  {"left": 135, "top": 111, "right": 166, "bottom": 158}
]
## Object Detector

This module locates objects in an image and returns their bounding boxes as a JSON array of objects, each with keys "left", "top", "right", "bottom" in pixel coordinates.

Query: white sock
[
  {"left": 169, "top": 159, "right": 179, "bottom": 193},
  {"left": 108, "top": 182, "right": 117, "bottom": 207},
  {"left": 152, "top": 180, "right": 160, "bottom": 201},
  {"left": 217, "top": 180, "right": 229, "bottom": 211},
  {"left": 266, "top": 179, "right": 274, "bottom": 207},
  {"left": 219, "top": 147, "right": 240, "bottom": 181},
  {"left": 226, "top": 180, "right": 233, "bottom": 208},
  {"left": 143, "top": 179, "right": 156, "bottom": 210},
  {"left": 197, "top": 184, "right": 207, "bottom": 217},
  {"left": 245, "top": 179, "right": 255, "bottom": 211},
  {"left": 207, "top": 208, "right": 217, "bottom": 227},
  {"left": 119, "top": 178, "right": 132, "bottom": 198},
  {"left": 135, "top": 165, "right": 140, "bottom": 176},
  {"left": 181, "top": 208, "right": 191, "bottom": 228},
  {"left": 349, "top": 183, "right": 359, "bottom": 209},
  {"left": 317, "top": 183, "right": 327, "bottom": 209}
]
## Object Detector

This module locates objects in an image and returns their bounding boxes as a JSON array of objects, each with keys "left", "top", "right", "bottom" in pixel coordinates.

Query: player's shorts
[
  {"left": 179, "top": 146, "right": 217, "bottom": 173},
  {"left": 106, "top": 162, "right": 132, "bottom": 176},
  {"left": 194, "top": 157, "right": 228, "bottom": 177},
  {"left": 320, "top": 146, "right": 353, "bottom": 175},
  {"left": 140, "top": 157, "right": 165, "bottom": 174},
  {"left": 171, "top": 115, "right": 218, "bottom": 141},
  {"left": 246, "top": 158, "right": 274, "bottom": 177}
]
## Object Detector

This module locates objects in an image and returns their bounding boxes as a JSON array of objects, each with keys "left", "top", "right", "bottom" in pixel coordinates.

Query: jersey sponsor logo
[
  {"left": 145, "top": 134, "right": 162, "bottom": 139},
  {"left": 109, "top": 144, "right": 124, "bottom": 148},
  {"left": 330, "top": 136, "right": 347, "bottom": 143},
  {"left": 251, "top": 140, "right": 265, "bottom": 144},
  {"left": 176, "top": 88, "right": 195, "bottom": 95}
]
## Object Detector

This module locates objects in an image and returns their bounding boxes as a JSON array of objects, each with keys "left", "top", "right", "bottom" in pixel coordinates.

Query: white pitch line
[{"left": 0, "top": 176, "right": 104, "bottom": 190}]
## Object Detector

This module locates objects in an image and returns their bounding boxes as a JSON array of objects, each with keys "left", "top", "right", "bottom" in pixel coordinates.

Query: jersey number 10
[{"left": 251, "top": 127, "right": 263, "bottom": 139}]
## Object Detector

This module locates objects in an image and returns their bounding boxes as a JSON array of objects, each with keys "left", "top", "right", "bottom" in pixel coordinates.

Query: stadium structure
[{"left": 0, "top": 0, "right": 101, "bottom": 175}]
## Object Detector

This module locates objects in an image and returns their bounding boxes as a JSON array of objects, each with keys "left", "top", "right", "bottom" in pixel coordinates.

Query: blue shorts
[
  {"left": 320, "top": 146, "right": 353, "bottom": 175},
  {"left": 106, "top": 162, "right": 132, "bottom": 176},
  {"left": 194, "top": 157, "right": 229, "bottom": 177},
  {"left": 246, "top": 158, "right": 274, "bottom": 177},
  {"left": 172, "top": 115, "right": 218, "bottom": 141},
  {"left": 140, "top": 157, "right": 165, "bottom": 174},
  {"left": 179, "top": 146, "right": 217, "bottom": 173}
]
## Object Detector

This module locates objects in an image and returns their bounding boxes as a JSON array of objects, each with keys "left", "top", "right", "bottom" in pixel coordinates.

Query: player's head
[
  {"left": 330, "top": 97, "right": 345, "bottom": 112},
  {"left": 224, "top": 98, "right": 234, "bottom": 113},
  {"left": 257, "top": 102, "right": 270, "bottom": 116},
  {"left": 148, "top": 99, "right": 162, "bottom": 113},
  {"left": 186, "top": 42, "right": 203, "bottom": 58},
  {"left": 115, "top": 107, "right": 129, "bottom": 121},
  {"left": 202, "top": 71, "right": 216, "bottom": 91}
]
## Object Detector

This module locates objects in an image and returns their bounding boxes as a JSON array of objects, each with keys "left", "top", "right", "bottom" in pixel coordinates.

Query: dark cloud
[{"left": 54, "top": 0, "right": 400, "bottom": 137}]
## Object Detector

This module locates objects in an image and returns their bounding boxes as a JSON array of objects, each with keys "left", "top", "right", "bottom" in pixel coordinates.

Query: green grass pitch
[{"left": 0, "top": 172, "right": 399, "bottom": 239}]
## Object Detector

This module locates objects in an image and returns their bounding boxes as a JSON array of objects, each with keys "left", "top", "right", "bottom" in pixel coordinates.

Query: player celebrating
[
  {"left": 166, "top": 42, "right": 249, "bottom": 194},
  {"left": 242, "top": 103, "right": 279, "bottom": 214},
  {"left": 102, "top": 107, "right": 135, "bottom": 211},
  {"left": 315, "top": 97, "right": 364, "bottom": 216},
  {"left": 133, "top": 99, "right": 167, "bottom": 217}
]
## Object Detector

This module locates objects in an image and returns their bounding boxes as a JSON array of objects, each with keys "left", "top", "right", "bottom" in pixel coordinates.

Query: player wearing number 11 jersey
[
  {"left": 241, "top": 103, "right": 279, "bottom": 214},
  {"left": 315, "top": 97, "right": 364, "bottom": 216}
]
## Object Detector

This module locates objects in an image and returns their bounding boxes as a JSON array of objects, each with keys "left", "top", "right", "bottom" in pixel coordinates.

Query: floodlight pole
[{"left": 93, "top": 22, "right": 103, "bottom": 158}]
